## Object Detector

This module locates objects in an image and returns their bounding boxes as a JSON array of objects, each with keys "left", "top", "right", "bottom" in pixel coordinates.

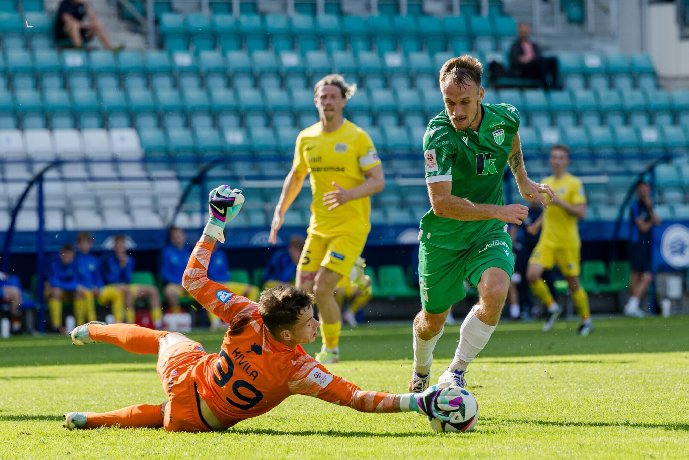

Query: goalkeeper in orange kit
[{"left": 63, "top": 186, "right": 465, "bottom": 432}]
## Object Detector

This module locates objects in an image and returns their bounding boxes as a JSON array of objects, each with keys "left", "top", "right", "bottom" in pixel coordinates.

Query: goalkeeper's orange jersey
[
  {"left": 293, "top": 120, "right": 381, "bottom": 237},
  {"left": 184, "top": 240, "right": 396, "bottom": 428}
]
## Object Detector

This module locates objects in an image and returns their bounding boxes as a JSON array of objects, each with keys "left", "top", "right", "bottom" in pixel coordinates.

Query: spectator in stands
[
  {"left": 47, "top": 244, "right": 84, "bottom": 331},
  {"left": 53, "top": 0, "right": 124, "bottom": 51},
  {"left": 160, "top": 227, "right": 191, "bottom": 314},
  {"left": 99, "top": 234, "right": 163, "bottom": 326},
  {"left": 508, "top": 22, "right": 560, "bottom": 89},
  {"left": 262, "top": 235, "right": 305, "bottom": 289},
  {"left": 526, "top": 144, "right": 591, "bottom": 336},
  {"left": 623, "top": 181, "right": 661, "bottom": 318},
  {"left": 75, "top": 232, "right": 101, "bottom": 324},
  {"left": 206, "top": 246, "right": 259, "bottom": 329},
  {"left": 336, "top": 257, "right": 372, "bottom": 327},
  {"left": 0, "top": 271, "right": 23, "bottom": 333}
]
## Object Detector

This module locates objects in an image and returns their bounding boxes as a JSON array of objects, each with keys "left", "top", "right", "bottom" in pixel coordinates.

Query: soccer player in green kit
[{"left": 409, "top": 55, "right": 555, "bottom": 392}]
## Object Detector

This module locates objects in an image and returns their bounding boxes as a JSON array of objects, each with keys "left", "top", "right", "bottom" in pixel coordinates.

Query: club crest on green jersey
[{"left": 492, "top": 129, "right": 505, "bottom": 145}]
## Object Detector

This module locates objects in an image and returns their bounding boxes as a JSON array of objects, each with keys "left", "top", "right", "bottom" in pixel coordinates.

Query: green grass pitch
[{"left": 1, "top": 316, "right": 688, "bottom": 459}]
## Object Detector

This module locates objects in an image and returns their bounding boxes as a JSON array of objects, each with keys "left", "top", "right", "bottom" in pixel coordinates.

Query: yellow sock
[
  {"left": 348, "top": 291, "right": 372, "bottom": 316},
  {"left": 73, "top": 297, "right": 85, "bottom": 325},
  {"left": 529, "top": 279, "right": 555, "bottom": 308},
  {"left": 150, "top": 306, "right": 162, "bottom": 325},
  {"left": 100, "top": 286, "right": 125, "bottom": 322},
  {"left": 48, "top": 298, "right": 62, "bottom": 328},
  {"left": 320, "top": 321, "right": 342, "bottom": 350},
  {"left": 572, "top": 288, "right": 590, "bottom": 320},
  {"left": 83, "top": 291, "right": 97, "bottom": 322},
  {"left": 125, "top": 307, "right": 136, "bottom": 324}
]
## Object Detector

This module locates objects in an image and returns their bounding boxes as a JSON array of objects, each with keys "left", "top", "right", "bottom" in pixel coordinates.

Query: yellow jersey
[
  {"left": 540, "top": 173, "right": 586, "bottom": 247},
  {"left": 293, "top": 120, "right": 381, "bottom": 236}
]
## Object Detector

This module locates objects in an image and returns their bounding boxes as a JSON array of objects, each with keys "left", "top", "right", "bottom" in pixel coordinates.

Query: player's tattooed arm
[
  {"left": 510, "top": 133, "right": 555, "bottom": 206},
  {"left": 507, "top": 133, "right": 526, "bottom": 180}
]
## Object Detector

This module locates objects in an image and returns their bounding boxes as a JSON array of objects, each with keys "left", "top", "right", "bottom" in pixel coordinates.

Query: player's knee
[{"left": 480, "top": 284, "right": 509, "bottom": 311}]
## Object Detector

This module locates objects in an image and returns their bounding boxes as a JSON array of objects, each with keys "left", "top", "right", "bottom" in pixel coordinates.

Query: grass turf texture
[{"left": 1, "top": 316, "right": 688, "bottom": 459}]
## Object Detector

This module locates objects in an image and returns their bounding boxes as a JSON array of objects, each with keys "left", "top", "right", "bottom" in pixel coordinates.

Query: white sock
[
  {"left": 510, "top": 304, "right": 520, "bottom": 318},
  {"left": 548, "top": 302, "right": 560, "bottom": 313},
  {"left": 450, "top": 307, "right": 496, "bottom": 371},
  {"left": 626, "top": 296, "right": 640, "bottom": 310},
  {"left": 413, "top": 326, "right": 444, "bottom": 375}
]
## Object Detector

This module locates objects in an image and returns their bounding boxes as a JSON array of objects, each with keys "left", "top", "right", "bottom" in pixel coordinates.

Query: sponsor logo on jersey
[
  {"left": 661, "top": 224, "right": 689, "bottom": 268},
  {"left": 424, "top": 149, "right": 438, "bottom": 172},
  {"left": 216, "top": 289, "right": 234, "bottom": 303},
  {"left": 334, "top": 143, "right": 348, "bottom": 153},
  {"left": 492, "top": 128, "right": 505, "bottom": 145},
  {"left": 307, "top": 367, "right": 334, "bottom": 388},
  {"left": 461, "top": 136, "right": 469, "bottom": 145},
  {"left": 478, "top": 239, "right": 510, "bottom": 254},
  {"left": 330, "top": 251, "right": 345, "bottom": 261}
]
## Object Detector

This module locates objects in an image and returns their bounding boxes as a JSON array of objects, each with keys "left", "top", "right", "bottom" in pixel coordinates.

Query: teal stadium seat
[
  {"left": 406, "top": 51, "right": 434, "bottom": 77},
  {"left": 331, "top": 50, "right": 357, "bottom": 76},
  {"left": 305, "top": 51, "right": 332, "bottom": 78},
  {"left": 619, "top": 89, "right": 649, "bottom": 127},
  {"left": 150, "top": 74, "right": 174, "bottom": 90},
  {"left": 518, "top": 126, "right": 541, "bottom": 153},
  {"left": 133, "top": 112, "right": 158, "bottom": 130},
  {"left": 212, "top": 15, "right": 240, "bottom": 52},
  {"left": 443, "top": 16, "right": 471, "bottom": 54},
  {"left": 469, "top": 16, "right": 495, "bottom": 53},
  {"left": 548, "top": 91, "right": 576, "bottom": 127},
  {"left": 558, "top": 52, "right": 585, "bottom": 90},
  {"left": 182, "top": 88, "right": 211, "bottom": 113},
  {"left": 236, "top": 87, "right": 264, "bottom": 112},
  {"left": 342, "top": 16, "right": 369, "bottom": 53},
  {"left": 345, "top": 88, "right": 371, "bottom": 120},
  {"left": 249, "top": 126, "right": 278, "bottom": 153},
  {"left": 370, "top": 88, "right": 396, "bottom": 117},
  {"left": 117, "top": 50, "right": 145, "bottom": 74},
  {"left": 660, "top": 125, "right": 687, "bottom": 153},
  {"left": 160, "top": 13, "right": 188, "bottom": 52},
  {"left": 33, "top": 50, "right": 61, "bottom": 74},
  {"left": 570, "top": 89, "right": 599, "bottom": 127},
  {"left": 595, "top": 89, "right": 624, "bottom": 126},
  {"left": 291, "top": 15, "right": 319, "bottom": 53},
  {"left": 71, "top": 88, "right": 100, "bottom": 114},
  {"left": 166, "top": 127, "right": 196, "bottom": 158},
  {"left": 562, "top": 126, "right": 590, "bottom": 151},
  {"left": 631, "top": 54, "right": 656, "bottom": 90},
  {"left": 316, "top": 14, "right": 343, "bottom": 53},
  {"left": 263, "top": 15, "right": 291, "bottom": 53},
  {"left": 138, "top": 127, "right": 167, "bottom": 154},
  {"left": 522, "top": 89, "right": 550, "bottom": 126},
  {"left": 611, "top": 125, "right": 640, "bottom": 153},
  {"left": 497, "top": 89, "right": 523, "bottom": 108},
  {"left": 263, "top": 88, "right": 291, "bottom": 115},
  {"left": 6, "top": 50, "right": 33, "bottom": 74},
  {"left": 655, "top": 164, "right": 682, "bottom": 187},
  {"left": 582, "top": 54, "right": 608, "bottom": 90},
  {"left": 95, "top": 73, "right": 120, "bottom": 92},
  {"left": 194, "top": 126, "right": 224, "bottom": 153},
  {"left": 252, "top": 50, "right": 279, "bottom": 75},
  {"left": 100, "top": 89, "right": 128, "bottom": 120},
  {"left": 357, "top": 51, "right": 385, "bottom": 88},
  {"left": 366, "top": 16, "right": 394, "bottom": 52},
  {"left": 15, "top": 88, "right": 43, "bottom": 114},
  {"left": 40, "top": 74, "right": 63, "bottom": 91},
  {"left": 643, "top": 89, "right": 673, "bottom": 125},
  {"left": 382, "top": 125, "right": 411, "bottom": 152},
  {"left": 127, "top": 88, "right": 156, "bottom": 112},
  {"left": 171, "top": 51, "right": 198, "bottom": 74},
  {"left": 43, "top": 88, "right": 71, "bottom": 114},
  {"left": 186, "top": 13, "right": 214, "bottom": 52},
  {"left": 145, "top": 50, "right": 173, "bottom": 74},
  {"left": 238, "top": 14, "right": 265, "bottom": 51},
  {"left": 89, "top": 50, "right": 118, "bottom": 74},
  {"left": 493, "top": 15, "right": 517, "bottom": 51},
  {"left": 396, "top": 88, "right": 423, "bottom": 113},
  {"left": 0, "top": 12, "right": 23, "bottom": 42},
  {"left": 638, "top": 126, "right": 664, "bottom": 152},
  {"left": 605, "top": 53, "right": 633, "bottom": 91},
  {"left": 673, "top": 204, "right": 689, "bottom": 220},
  {"left": 670, "top": 89, "right": 689, "bottom": 126},
  {"left": 417, "top": 16, "right": 445, "bottom": 53}
]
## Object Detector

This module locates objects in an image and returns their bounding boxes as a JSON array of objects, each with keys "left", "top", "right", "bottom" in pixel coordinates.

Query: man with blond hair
[{"left": 269, "top": 74, "right": 385, "bottom": 363}]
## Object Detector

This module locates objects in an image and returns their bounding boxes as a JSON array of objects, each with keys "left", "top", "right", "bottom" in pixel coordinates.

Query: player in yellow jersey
[
  {"left": 526, "top": 144, "right": 592, "bottom": 336},
  {"left": 336, "top": 257, "right": 372, "bottom": 327},
  {"left": 269, "top": 74, "right": 385, "bottom": 363}
]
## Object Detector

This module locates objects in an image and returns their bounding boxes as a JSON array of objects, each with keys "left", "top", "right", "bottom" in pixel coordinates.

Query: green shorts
[{"left": 418, "top": 230, "right": 514, "bottom": 313}]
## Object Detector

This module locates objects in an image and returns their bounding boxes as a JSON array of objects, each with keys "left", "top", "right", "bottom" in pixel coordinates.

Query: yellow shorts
[
  {"left": 528, "top": 242, "right": 581, "bottom": 277},
  {"left": 299, "top": 232, "right": 367, "bottom": 278}
]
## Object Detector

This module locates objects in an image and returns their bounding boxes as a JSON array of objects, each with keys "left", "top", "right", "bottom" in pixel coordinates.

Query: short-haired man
[
  {"left": 269, "top": 74, "right": 385, "bottom": 364},
  {"left": 63, "top": 186, "right": 464, "bottom": 432},
  {"left": 526, "top": 144, "right": 591, "bottom": 335},
  {"left": 410, "top": 55, "right": 554, "bottom": 392}
]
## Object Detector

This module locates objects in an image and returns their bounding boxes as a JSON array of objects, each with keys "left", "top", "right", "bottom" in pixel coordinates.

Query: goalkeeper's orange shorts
[{"left": 158, "top": 341, "right": 214, "bottom": 432}]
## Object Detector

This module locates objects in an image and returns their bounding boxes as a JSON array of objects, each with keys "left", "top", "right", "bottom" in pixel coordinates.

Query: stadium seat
[
  {"left": 655, "top": 164, "right": 682, "bottom": 187},
  {"left": 562, "top": 126, "right": 590, "bottom": 151},
  {"left": 291, "top": 15, "right": 319, "bottom": 52},
  {"left": 43, "top": 88, "right": 71, "bottom": 114},
  {"left": 406, "top": 51, "right": 434, "bottom": 76},
  {"left": 643, "top": 89, "right": 673, "bottom": 125},
  {"left": 582, "top": 54, "right": 608, "bottom": 90},
  {"left": 23, "top": 129, "right": 55, "bottom": 159},
  {"left": 417, "top": 16, "right": 445, "bottom": 53},
  {"left": 605, "top": 53, "right": 633, "bottom": 91},
  {"left": 186, "top": 13, "right": 214, "bottom": 52},
  {"left": 558, "top": 53, "right": 587, "bottom": 90},
  {"left": 53, "top": 129, "right": 83, "bottom": 159},
  {"left": 631, "top": 53, "right": 657, "bottom": 90},
  {"left": 638, "top": 126, "right": 663, "bottom": 153},
  {"left": 620, "top": 89, "right": 649, "bottom": 127},
  {"left": 33, "top": 50, "right": 61, "bottom": 75},
  {"left": 611, "top": 125, "right": 640, "bottom": 153},
  {"left": 126, "top": 88, "right": 156, "bottom": 113},
  {"left": 469, "top": 16, "right": 495, "bottom": 53},
  {"left": 670, "top": 90, "right": 689, "bottom": 126},
  {"left": 0, "top": 129, "right": 26, "bottom": 159},
  {"left": 331, "top": 50, "right": 357, "bottom": 76},
  {"left": 193, "top": 126, "right": 225, "bottom": 154},
  {"left": 166, "top": 127, "right": 196, "bottom": 157},
  {"left": 659, "top": 125, "right": 687, "bottom": 153},
  {"left": 138, "top": 127, "right": 167, "bottom": 154},
  {"left": 160, "top": 13, "right": 188, "bottom": 51},
  {"left": 595, "top": 89, "right": 624, "bottom": 126},
  {"left": 376, "top": 265, "right": 417, "bottom": 298},
  {"left": 110, "top": 128, "right": 142, "bottom": 159},
  {"left": 304, "top": 50, "right": 332, "bottom": 78},
  {"left": 522, "top": 89, "right": 550, "bottom": 126},
  {"left": 548, "top": 91, "right": 576, "bottom": 127},
  {"left": 342, "top": 15, "right": 370, "bottom": 53},
  {"left": 145, "top": 50, "right": 173, "bottom": 74},
  {"left": 15, "top": 88, "right": 43, "bottom": 114}
]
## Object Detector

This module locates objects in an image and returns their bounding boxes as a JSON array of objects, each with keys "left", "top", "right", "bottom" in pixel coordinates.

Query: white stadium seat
[
  {"left": 131, "top": 209, "right": 164, "bottom": 229},
  {"left": 0, "top": 129, "right": 26, "bottom": 159},
  {"left": 109, "top": 128, "right": 143, "bottom": 160},
  {"left": 81, "top": 129, "right": 112, "bottom": 158},
  {"left": 24, "top": 129, "right": 56, "bottom": 159},
  {"left": 53, "top": 129, "right": 84, "bottom": 159}
]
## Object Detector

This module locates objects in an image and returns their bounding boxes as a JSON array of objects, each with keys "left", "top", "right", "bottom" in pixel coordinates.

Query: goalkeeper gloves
[
  {"left": 406, "top": 384, "right": 464, "bottom": 422},
  {"left": 203, "top": 185, "right": 245, "bottom": 243}
]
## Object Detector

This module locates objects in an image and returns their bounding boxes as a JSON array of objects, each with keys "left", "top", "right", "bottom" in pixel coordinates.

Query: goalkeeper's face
[
  {"left": 287, "top": 305, "right": 320, "bottom": 345},
  {"left": 314, "top": 84, "right": 346, "bottom": 124},
  {"left": 441, "top": 80, "right": 484, "bottom": 132}
]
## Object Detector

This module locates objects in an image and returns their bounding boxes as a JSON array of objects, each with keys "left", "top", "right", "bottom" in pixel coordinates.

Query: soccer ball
[{"left": 428, "top": 386, "right": 479, "bottom": 433}]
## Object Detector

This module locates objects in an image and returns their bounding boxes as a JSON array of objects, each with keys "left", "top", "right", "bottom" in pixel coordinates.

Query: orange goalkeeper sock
[
  {"left": 87, "top": 323, "right": 168, "bottom": 354},
  {"left": 84, "top": 404, "right": 164, "bottom": 429}
]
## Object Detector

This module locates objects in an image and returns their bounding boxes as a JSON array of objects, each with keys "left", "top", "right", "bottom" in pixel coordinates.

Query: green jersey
[{"left": 420, "top": 103, "right": 520, "bottom": 251}]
